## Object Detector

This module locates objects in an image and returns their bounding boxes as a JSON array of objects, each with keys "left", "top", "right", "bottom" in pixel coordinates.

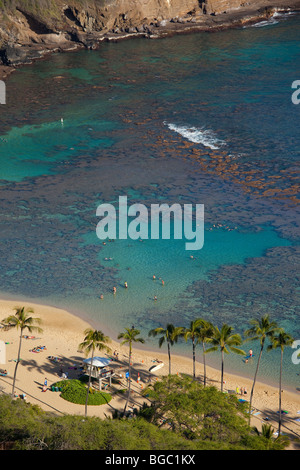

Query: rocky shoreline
[{"left": 0, "top": 0, "right": 300, "bottom": 80}]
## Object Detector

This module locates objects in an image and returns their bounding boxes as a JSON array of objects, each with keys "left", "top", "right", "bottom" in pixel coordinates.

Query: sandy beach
[{"left": 0, "top": 298, "right": 299, "bottom": 449}]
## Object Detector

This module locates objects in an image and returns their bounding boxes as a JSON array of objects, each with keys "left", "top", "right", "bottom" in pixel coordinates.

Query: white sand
[{"left": 0, "top": 299, "right": 299, "bottom": 449}]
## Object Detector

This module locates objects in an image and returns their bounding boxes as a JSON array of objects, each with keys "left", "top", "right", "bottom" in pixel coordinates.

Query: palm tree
[
  {"left": 183, "top": 319, "right": 202, "bottom": 380},
  {"left": 196, "top": 319, "right": 214, "bottom": 386},
  {"left": 244, "top": 314, "right": 279, "bottom": 424},
  {"left": 183, "top": 318, "right": 213, "bottom": 381},
  {"left": 148, "top": 323, "right": 183, "bottom": 376},
  {"left": 253, "top": 424, "right": 290, "bottom": 450},
  {"left": 78, "top": 328, "right": 111, "bottom": 417},
  {"left": 206, "top": 323, "right": 245, "bottom": 392},
  {"left": 268, "top": 329, "right": 294, "bottom": 434},
  {"left": 118, "top": 327, "right": 145, "bottom": 414},
  {"left": 1, "top": 306, "right": 43, "bottom": 396}
]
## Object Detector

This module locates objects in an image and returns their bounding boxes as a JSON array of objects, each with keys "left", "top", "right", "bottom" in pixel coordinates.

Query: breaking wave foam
[
  {"left": 164, "top": 122, "right": 226, "bottom": 150},
  {"left": 244, "top": 11, "right": 298, "bottom": 28}
]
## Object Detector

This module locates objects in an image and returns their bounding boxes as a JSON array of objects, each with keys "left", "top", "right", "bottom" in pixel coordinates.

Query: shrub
[
  {"left": 0, "top": 385, "right": 289, "bottom": 450},
  {"left": 52, "top": 379, "right": 112, "bottom": 406}
]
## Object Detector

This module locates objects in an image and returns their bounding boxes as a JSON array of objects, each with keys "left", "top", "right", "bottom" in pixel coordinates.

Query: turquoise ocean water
[{"left": 0, "top": 12, "right": 299, "bottom": 389}]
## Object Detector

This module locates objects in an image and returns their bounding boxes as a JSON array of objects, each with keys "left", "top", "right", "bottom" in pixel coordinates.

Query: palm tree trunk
[
  {"left": 168, "top": 341, "right": 171, "bottom": 376},
  {"left": 85, "top": 350, "right": 94, "bottom": 417},
  {"left": 248, "top": 343, "right": 264, "bottom": 425},
  {"left": 12, "top": 329, "right": 23, "bottom": 396},
  {"left": 192, "top": 338, "right": 196, "bottom": 379},
  {"left": 221, "top": 349, "right": 224, "bottom": 392},
  {"left": 202, "top": 341, "right": 207, "bottom": 387},
  {"left": 278, "top": 348, "right": 283, "bottom": 435},
  {"left": 124, "top": 343, "right": 132, "bottom": 414}
]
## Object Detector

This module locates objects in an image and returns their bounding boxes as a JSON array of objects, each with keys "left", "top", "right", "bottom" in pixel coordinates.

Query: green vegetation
[
  {"left": 148, "top": 323, "right": 183, "bottom": 376},
  {"left": 147, "top": 315, "right": 295, "bottom": 433},
  {"left": 1, "top": 306, "right": 43, "bottom": 397},
  {"left": 0, "top": 0, "right": 60, "bottom": 18},
  {"left": 253, "top": 423, "right": 290, "bottom": 450},
  {"left": 267, "top": 329, "right": 295, "bottom": 434},
  {"left": 0, "top": 307, "right": 296, "bottom": 449},
  {"left": 118, "top": 327, "right": 145, "bottom": 413},
  {"left": 140, "top": 375, "right": 289, "bottom": 450},
  {"left": 0, "top": 376, "right": 289, "bottom": 450},
  {"left": 205, "top": 323, "right": 245, "bottom": 392},
  {"left": 244, "top": 314, "right": 281, "bottom": 424},
  {"left": 182, "top": 319, "right": 212, "bottom": 380},
  {"left": 51, "top": 379, "right": 112, "bottom": 406},
  {"left": 78, "top": 328, "right": 111, "bottom": 417}
]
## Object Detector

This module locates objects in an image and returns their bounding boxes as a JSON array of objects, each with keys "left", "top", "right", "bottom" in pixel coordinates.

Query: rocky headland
[{"left": 0, "top": 0, "right": 300, "bottom": 78}]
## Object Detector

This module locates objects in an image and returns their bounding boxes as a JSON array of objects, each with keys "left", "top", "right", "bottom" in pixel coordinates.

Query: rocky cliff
[{"left": 0, "top": 0, "right": 300, "bottom": 69}]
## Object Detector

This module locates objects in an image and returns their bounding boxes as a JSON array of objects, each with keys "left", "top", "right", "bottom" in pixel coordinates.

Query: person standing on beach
[{"left": 42, "top": 378, "right": 48, "bottom": 392}]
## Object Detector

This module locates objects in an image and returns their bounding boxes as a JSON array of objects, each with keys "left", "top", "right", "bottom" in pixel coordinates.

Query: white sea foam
[
  {"left": 164, "top": 121, "right": 226, "bottom": 150},
  {"left": 249, "top": 18, "right": 279, "bottom": 28},
  {"left": 273, "top": 11, "right": 298, "bottom": 18},
  {"left": 244, "top": 10, "right": 298, "bottom": 28}
]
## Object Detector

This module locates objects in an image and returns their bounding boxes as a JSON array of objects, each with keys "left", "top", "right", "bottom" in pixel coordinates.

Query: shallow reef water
[{"left": 0, "top": 15, "right": 299, "bottom": 388}]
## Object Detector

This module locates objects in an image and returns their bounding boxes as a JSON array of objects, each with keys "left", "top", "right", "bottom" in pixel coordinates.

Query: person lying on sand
[
  {"left": 48, "top": 356, "right": 62, "bottom": 362},
  {"left": 30, "top": 346, "right": 46, "bottom": 353}
]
